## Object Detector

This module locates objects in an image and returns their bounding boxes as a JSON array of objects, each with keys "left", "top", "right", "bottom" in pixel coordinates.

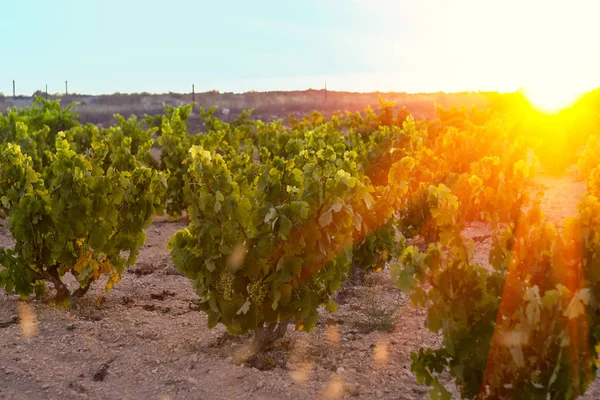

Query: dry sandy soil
[{"left": 0, "top": 169, "right": 598, "bottom": 400}]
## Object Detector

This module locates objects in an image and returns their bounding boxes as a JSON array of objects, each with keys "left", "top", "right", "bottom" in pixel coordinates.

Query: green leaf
[
  {"left": 353, "top": 213, "right": 362, "bottom": 231},
  {"left": 264, "top": 207, "right": 277, "bottom": 224},
  {"left": 427, "top": 309, "right": 443, "bottom": 332},
  {"left": 26, "top": 169, "right": 38, "bottom": 183},
  {"left": 395, "top": 270, "right": 414, "bottom": 293},
  {"left": 360, "top": 189, "right": 373, "bottom": 210},
  {"left": 257, "top": 172, "right": 269, "bottom": 191},
  {"left": 272, "top": 290, "right": 281, "bottom": 311},
  {"left": 278, "top": 215, "right": 292, "bottom": 239},
  {"left": 428, "top": 381, "right": 451, "bottom": 400},
  {"left": 325, "top": 301, "right": 338, "bottom": 312},
  {"left": 330, "top": 199, "right": 343, "bottom": 213},
  {"left": 159, "top": 174, "right": 168, "bottom": 188},
  {"left": 319, "top": 210, "right": 333, "bottom": 227},
  {"left": 208, "top": 294, "right": 219, "bottom": 313},
  {"left": 119, "top": 175, "right": 130, "bottom": 188},
  {"left": 205, "top": 259, "right": 216, "bottom": 272},
  {"left": 219, "top": 244, "right": 232, "bottom": 255},
  {"left": 237, "top": 299, "right": 251, "bottom": 315}
]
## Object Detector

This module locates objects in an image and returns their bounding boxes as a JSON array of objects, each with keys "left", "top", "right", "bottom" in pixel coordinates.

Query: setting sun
[{"left": 523, "top": 83, "right": 586, "bottom": 113}]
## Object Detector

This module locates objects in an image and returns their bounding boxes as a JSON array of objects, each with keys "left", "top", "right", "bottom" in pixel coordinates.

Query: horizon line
[{"left": 2, "top": 87, "right": 546, "bottom": 98}]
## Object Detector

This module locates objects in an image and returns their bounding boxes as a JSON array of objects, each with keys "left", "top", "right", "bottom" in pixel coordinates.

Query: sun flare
[{"left": 523, "top": 83, "right": 585, "bottom": 113}]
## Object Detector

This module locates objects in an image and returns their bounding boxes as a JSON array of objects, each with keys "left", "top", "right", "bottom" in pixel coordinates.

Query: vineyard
[{"left": 2, "top": 93, "right": 600, "bottom": 399}]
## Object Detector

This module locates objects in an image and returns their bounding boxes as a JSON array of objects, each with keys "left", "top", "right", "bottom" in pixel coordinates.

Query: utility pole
[
  {"left": 45, "top": 85, "right": 48, "bottom": 100},
  {"left": 192, "top": 84, "right": 195, "bottom": 103},
  {"left": 12, "top": 80, "right": 15, "bottom": 98},
  {"left": 65, "top": 80, "right": 68, "bottom": 95}
]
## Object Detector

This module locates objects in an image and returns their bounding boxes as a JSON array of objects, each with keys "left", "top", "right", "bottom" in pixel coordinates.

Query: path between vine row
[{"left": 0, "top": 168, "right": 598, "bottom": 400}]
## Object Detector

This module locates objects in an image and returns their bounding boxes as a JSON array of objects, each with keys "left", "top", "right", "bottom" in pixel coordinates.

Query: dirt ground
[{"left": 0, "top": 169, "right": 598, "bottom": 400}]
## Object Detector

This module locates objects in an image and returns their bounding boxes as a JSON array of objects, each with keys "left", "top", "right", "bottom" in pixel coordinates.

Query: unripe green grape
[
  {"left": 247, "top": 280, "right": 266, "bottom": 305},
  {"left": 216, "top": 269, "right": 235, "bottom": 301}
]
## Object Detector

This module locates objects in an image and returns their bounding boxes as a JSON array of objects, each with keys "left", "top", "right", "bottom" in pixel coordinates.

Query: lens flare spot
[
  {"left": 227, "top": 242, "right": 247, "bottom": 272},
  {"left": 321, "top": 374, "right": 344, "bottom": 400},
  {"left": 497, "top": 329, "right": 529, "bottom": 347},
  {"left": 373, "top": 339, "right": 389, "bottom": 366},
  {"left": 18, "top": 303, "right": 37, "bottom": 338},
  {"left": 231, "top": 343, "right": 255, "bottom": 366},
  {"left": 326, "top": 324, "right": 340, "bottom": 345},
  {"left": 290, "top": 360, "right": 313, "bottom": 385},
  {"left": 288, "top": 337, "right": 312, "bottom": 384}
]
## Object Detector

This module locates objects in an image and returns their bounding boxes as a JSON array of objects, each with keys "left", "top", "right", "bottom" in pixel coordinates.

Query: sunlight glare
[
  {"left": 326, "top": 324, "right": 340, "bottom": 345},
  {"left": 18, "top": 303, "right": 37, "bottom": 338},
  {"left": 373, "top": 339, "right": 389, "bottom": 366},
  {"left": 523, "top": 83, "right": 585, "bottom": 113},
  {"left": 321, "top": 374, "right": 344, "bottom": 400}
]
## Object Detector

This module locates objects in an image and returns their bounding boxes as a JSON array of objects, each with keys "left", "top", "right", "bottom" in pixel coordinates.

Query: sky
[{"left": 2, "top": 0, "right": 600, "bottom": 95}]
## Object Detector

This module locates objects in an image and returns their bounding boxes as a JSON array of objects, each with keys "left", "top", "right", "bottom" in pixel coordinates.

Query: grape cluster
[
  {"left": 216, "top": 269, "right": 235, "bottom": 301},
  {"left": 247, "top": 280, "right": 266, "bottom": 305},
  {"left": 302, "top": 280, "right": 323, "bottom": 298}
]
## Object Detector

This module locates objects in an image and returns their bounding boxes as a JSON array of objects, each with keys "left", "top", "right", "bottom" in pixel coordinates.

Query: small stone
[
  {"left": 336, "top": 367, "right": 346, "bottom": 374},
  {"left": 187, "top": 377, "right": 198, "bottom": 385},
  {"left": 151, "top": 368, "right": 158, "bottom": 374},
  {"left": 376, "top": 390, "right": 384, "bottom": 398},
  {"left": 344, "top": 383, "right": 362, "bottom": 396},
  {"left": 256, "top": 380, "right": 265, "bottom": 389}
]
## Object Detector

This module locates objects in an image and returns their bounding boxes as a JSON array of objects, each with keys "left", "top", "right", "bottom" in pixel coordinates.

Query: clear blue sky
[{"left": 3, "top": 0, "right": 600, "bottom": 95}]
